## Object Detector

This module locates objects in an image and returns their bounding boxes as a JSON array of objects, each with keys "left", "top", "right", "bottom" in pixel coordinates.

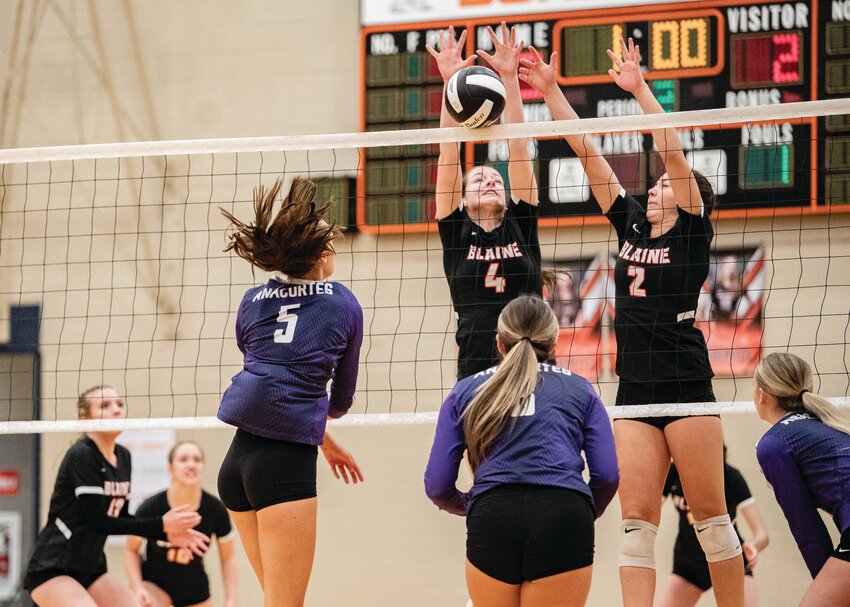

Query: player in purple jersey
[
  {"left": 427, "top": 23, "right": 543, "bottom": 379},
  {"left": 425, "top": 295, "right": 618, "bottom": 607},
  {"left": 753, "top": 352, "right": 850, "bottom": 606},
  {"left": 216, "top": 178, "right": 364, "bottom": 607},
  {"left": 25, "top": 386, "right": 208, "bottom": 607},
  {"left": 521, "top": 39, "right": 744, "bottom": 607}
]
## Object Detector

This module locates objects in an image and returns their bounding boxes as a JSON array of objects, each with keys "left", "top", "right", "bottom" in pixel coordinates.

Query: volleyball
[{"left": 445, "top": 66, "right": 507, "bottom": 128}]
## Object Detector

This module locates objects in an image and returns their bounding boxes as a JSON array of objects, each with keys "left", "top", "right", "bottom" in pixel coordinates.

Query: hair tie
[
  {"left": 799, "top": 389, "right": 810, "bottom": 399},
  {"left": 519, "top": 336, "right": 532, "bottom": 343}
]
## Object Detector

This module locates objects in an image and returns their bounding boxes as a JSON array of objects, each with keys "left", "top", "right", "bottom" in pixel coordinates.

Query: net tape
[
  {"left": 2, "top": 398, "right": 849, "bottom": 435},
  {"left": 0, "top": 99, "right": 847, "bottom": 163}
]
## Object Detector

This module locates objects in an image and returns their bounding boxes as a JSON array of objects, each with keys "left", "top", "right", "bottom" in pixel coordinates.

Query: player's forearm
[
  {"left": 439, "top": 83, "right": 461, "bottom": 159},
  {"left": 542, "top": 85, "right": 608, "bottom": 170},
  {"left": 632, "top": 83, "right": 686, "bottom": 169},
  {"left": 122, "top": 548, "right": 145, "bottom": 590},
  {"left": 222, "top": 555, "right": 239, "bottom": 607},
  {"left": 79, "top": 495, "right": 164, "bottom": 537},
  {"left": 502, "top": 75, "right": 530, "bottom": 158},
  {"left": 751, "top": 530, "right": 769, "bottom": 552}
]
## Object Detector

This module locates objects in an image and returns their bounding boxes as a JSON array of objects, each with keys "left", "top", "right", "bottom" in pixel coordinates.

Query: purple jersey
[
  {"left": 424, "top": 363, "right": 618, "bottom": 517},
  {"left": 218, "top": 274, "right": 363, "bottom": 445},
  {"left": 757, "top": 412, "right": 850, "bottom": 577}
]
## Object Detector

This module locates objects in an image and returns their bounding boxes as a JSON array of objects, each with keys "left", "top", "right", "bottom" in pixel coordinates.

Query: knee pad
[
  {"left": 693, "top": 514, "right": 742, "bottom": 563},
  {"left": 619, "top": 519, "right": 658, "bottom": 569}
]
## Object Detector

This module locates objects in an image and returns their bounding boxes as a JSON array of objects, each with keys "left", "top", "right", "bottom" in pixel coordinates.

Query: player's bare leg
[
  {"left": 229, "top": 509, "right": 264, "bottom": 588},
  {"left": 257, "top": 497, "right": 318, "bottom": 607},
  {"left": 655, "top": 573, "right": 703, "bottom": 607},
  {"left": 465, "top": 560, "right": 521, "bottom": 607},
  {"left": 614, "top": 420, "right": 671, "bottom": 607},
  {"left": 666, "top": 416, "right": 744, "bottom": 607},
  {"left": 520, "top": 565, "right": 593, "bottom": 606},
  {"left": 798, "top": 558, "right": 850, "bottom": 607},
  {"left": 30, "top": 576, "right": 98, "bottom": 607}
]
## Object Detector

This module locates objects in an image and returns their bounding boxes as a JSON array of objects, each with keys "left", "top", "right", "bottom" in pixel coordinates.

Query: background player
[
  {"left": 753, "top": 352, "right": 850, "bottom": 607},
  {"left": 216, "top": 177, "right": 364, "bottom": 607},
  {"left": 427, "top": 23, "right": 542, "bottom": 379},
  {"left": 425, "top": 295, "right": 618, "bottom": 607},
  {"left": 657, "top": 447, "right": 769, "bottom": 607},
  {"left": 123, "top": 440, "right": 237, "bottom": 607},
  {"left": 520, "top": 39, "right": 744, "bottom": 606},
  {"left": 24, "top": 386, "right": 209, "bottom": 607}
]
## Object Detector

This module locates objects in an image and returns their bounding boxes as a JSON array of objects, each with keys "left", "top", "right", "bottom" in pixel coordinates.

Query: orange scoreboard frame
[{"left": 357, "top": 0, "right": 850, "bottom": 234}]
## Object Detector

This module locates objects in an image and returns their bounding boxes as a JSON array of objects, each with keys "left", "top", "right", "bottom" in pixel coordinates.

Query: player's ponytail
[
  {"left": 220, "top": 177, "right": 341, "bottom": 277},
  {"left": 463, "top": 295, "right": 559, "bottom": 470},
  {"left": 754, "top": 352, "right": 850, "bottom": 435}
]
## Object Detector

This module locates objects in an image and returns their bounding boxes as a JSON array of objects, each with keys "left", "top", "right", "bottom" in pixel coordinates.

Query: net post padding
[
  {"left": 2, "top": 398, "right": 849, "bottom": 434},
  {"left": 0, "top": 99, "right": 847, "bottom": 164}
]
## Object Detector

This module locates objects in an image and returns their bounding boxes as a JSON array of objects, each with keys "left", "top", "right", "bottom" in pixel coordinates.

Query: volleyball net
[{"left": 1, "top": 99, "right": 849, "bottom": 433}]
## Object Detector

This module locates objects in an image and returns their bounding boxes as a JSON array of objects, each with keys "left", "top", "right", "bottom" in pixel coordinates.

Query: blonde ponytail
[
  {"left": 463, "top": 296, "right": 559, "bottom": 470},
  {"left": 754, "top": 352, "right": 850, "bottom": 435}
]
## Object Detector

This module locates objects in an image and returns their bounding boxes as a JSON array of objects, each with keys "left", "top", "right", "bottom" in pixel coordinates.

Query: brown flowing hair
[
  {"left": 463, "top": 295, "right": 559, "bottom": 470},
  {"left": 220, "top": 177, "right": 341, "bottom": 277},
  {"left": 754, "top": 352, "right": 850, "bottom": 435}
]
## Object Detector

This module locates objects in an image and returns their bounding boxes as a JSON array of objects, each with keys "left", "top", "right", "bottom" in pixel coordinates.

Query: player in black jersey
[
  {"left": 123, "top": 441, "right": 236, "bottom": 607},
  {"left": 24, "top": 386, "right": 209, "bottom": 607},
  {"left": 426, "top": 23, "right": 542, "bottom": 379},
  {"left": 658, "top": 450, "right": 769, "bottom": 607},
  {"left": 522, "top": 39, "right": 745, "bottom": 606}
]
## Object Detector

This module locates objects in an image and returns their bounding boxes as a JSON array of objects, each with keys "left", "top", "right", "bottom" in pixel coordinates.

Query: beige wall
[{"left": 3, "top": 2, "right": 849, "bottom": 606}]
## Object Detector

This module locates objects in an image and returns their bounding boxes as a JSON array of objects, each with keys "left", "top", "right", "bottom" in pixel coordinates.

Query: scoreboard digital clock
[{"left": 358, "top": 0, "right": 850, "bottom": 233}]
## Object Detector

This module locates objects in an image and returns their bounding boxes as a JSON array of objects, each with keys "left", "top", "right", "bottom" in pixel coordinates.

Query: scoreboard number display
[{"left": 359, "top": 0, "right": 850, "bottom": 233}]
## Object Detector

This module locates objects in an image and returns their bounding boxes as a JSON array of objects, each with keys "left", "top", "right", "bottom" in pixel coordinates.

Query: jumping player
[
  {"left": 657, "top": 450, "right": 769, "bottom": 607},
  {"left": 520, "top": 39, "right": 744, "bottom": 606},
  {"left": 426, "top": 23, "right": 542, "bottom": 379},
  {"left": 24, "top": 386, "right": 209, "bottom": 607},
  {"left": 753, "top": 352, "right": 850, "bottom": 607},
  {"left": 123, "top": 441, "right": 237, "bottom": 607},
  {"left": 216, "top": 177, "right": 364, "bottom": 607},
  {"left": 425, "top": 295, "right": 618, "bottom": 607}
]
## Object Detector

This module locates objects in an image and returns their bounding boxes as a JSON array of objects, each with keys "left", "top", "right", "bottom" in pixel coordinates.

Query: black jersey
[
  {"left": 438, "top": 199, "right": 542, "bottom": 379},
  {"left": 135, "top": 490, "right": 232, "bottom": 600},
  {"left": 27, "top": 437, "right": 161, "bottom": 574},
  {"left": 607, "top": 192, "right": 713, "bottom": 383},
  {"left": 664, "top": 462, "right": 753, "bottom": 560}
]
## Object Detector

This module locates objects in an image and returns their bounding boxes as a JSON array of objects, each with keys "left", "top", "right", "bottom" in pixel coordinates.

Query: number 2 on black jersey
[
  {"left": 627, "top": 266, "right": 647, "bottom": 297},
  {"left": 484, "top": 263, "right": 506, "bottom": 293}
]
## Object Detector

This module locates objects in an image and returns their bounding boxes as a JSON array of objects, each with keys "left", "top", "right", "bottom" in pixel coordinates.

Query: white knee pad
[
  {"left": 694, "top": 514, "right": 742, "bottom": 563},
  {"left": 619, "top": 519, "right": 658, "bottom": 569}
]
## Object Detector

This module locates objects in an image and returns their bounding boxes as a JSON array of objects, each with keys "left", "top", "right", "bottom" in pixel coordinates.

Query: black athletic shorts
[
  {"left": 217, "top": 429, "right": 318, "bottom": 512},
  {"left": 165, "top": 586, "right": 211, "bottom": 607},
  {"left": 615, "top": 378, "right": 717, "bottom": 430},
  {"left": 672, "top": 547, "right": 752, "bottom": 591},
  {"left": 466, "top": 484, "right": 595, "bottom": 585},
  {"left": 23, "top": 567, "right": 106, "bottom": 592},
  {"left": 833, "top": 526, "right": 850, "bottom": 564}
]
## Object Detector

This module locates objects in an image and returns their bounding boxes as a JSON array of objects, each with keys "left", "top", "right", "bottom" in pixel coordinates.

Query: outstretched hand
[
  {"left": 518, "top": 47, "right": 558, "bottom": 95},
  {"left": 743, "top": 541, "right": 760, "bottom": 571},
  {"left": 425, "top": 26, "right": 476, "bottom": 82},
  {"left": 321, "top": 432, "right": 364, "bottom": 484},
  {"left": 166, "top": 528, "right": 210, "bottom": 559},
  {"left": 476, "top": 21, "right": 524, "bottom": 77},
  {"left": 607, "top": 37, "right": 646, "bottom": 93}
]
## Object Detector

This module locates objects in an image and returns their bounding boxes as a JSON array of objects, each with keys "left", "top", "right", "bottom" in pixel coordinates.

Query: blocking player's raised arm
[
  {"left": 427, "top": 26, "right": 474, "bottom": 220},
  {"left": 478, "top": 22, "right": 538, "bottom": 206},
  {"left": 608, "top": 38, "right": 703, "bottom": 216},
  {"left": 519, "top": 47, "right": 620, "bottom": 213}
]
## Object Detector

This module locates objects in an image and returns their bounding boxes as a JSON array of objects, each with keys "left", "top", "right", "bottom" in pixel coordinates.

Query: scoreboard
[{"left": 358, "top": 0, "right": 850, "bottom": 233}]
